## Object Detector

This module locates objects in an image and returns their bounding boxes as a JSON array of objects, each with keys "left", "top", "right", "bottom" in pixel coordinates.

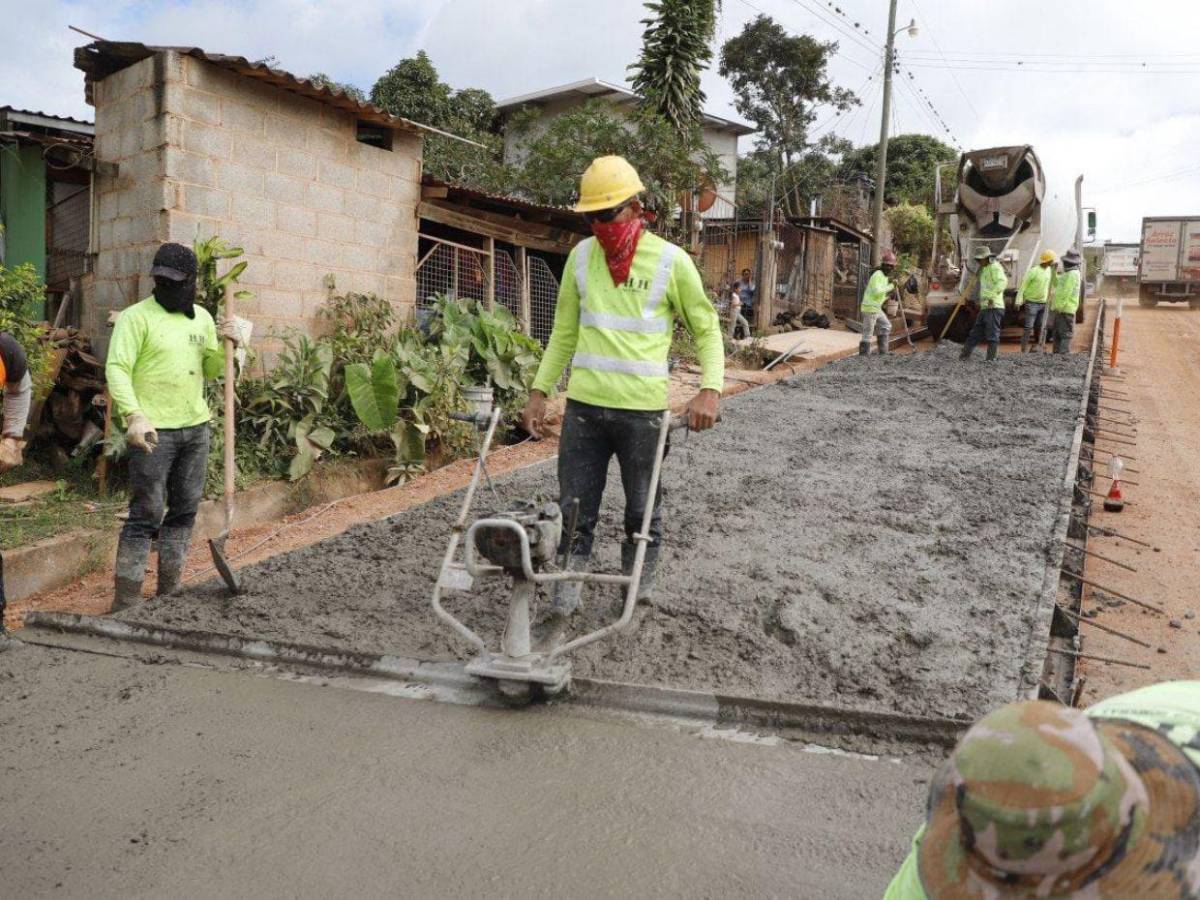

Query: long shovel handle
[{"left": 222, "top": 285, "right": 236, "bottom": 531}]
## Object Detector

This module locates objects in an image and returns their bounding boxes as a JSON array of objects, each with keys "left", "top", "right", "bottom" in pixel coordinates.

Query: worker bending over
[
  {"left": 0, "top": 332, "right": 31, "bottom": 472},
  {"left": 1050, "top": 249, "right": 1083, "bottom": 354},
  {"left": 0, "top": 331, "right": 32, "bottom": 649},
  {"left": 885, "top": 680, "right": 1200, "bottom": 898},
  {"left": 1017, "top": 250, "right": 1055, "bottom": 352},
  {"left": 960, "top": 246, "right": 1008, "bottom": 361},
  {"left": 859, "top": 250, "right": 897, "bottom": 356},
  {"left": 522, "top": 155, "right": 723, "bottom": 620},
  {"left": 105, "top": 243, "right": 244, "bottom": 609}
]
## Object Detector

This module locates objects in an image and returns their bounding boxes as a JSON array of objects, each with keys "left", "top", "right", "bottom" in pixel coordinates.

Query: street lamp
[{"left": 869, "top": 5, "right": 919, "bottom": 266}]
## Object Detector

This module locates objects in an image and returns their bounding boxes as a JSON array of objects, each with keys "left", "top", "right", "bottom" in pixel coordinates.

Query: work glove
[
  {"left": 0, "top": 436, "right": 24, "bottom": 471},
  {"left": 126, "top": 412, "right": 158, "bottom": 453},
  {"left": 1015, "top": 297, "right": 1025, "bottom": 309},
  {"left": 217, "top": 314, "right": 253, "bottom": 373}
]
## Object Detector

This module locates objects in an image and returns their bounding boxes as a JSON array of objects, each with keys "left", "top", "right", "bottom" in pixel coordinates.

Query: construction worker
[
  {"left": 105, "top": 243, "right": 245, "bottom": 609},
  {"left": 0, "top": 331, "right": 32, "bottom": 650},
  {"left": 884, "top": 681, "right": 1200, "bottom": 898},
  {"left": 960, "top": 246, "right": 1008, "bottom": 361},
  {"left": 522, "top": 155, "right": 723, "bottom": 620},
  {"left": 1016, "top": 250, "right": 1056, "bottom": 352},
  {"left": 0, "top": 332, "right": 31, "bottom": 472},
  {"left": 860, "top": 250, "right": 897, "bottom": 356},
  {"left": 1050, "top": 249, "right": 1084, "bottom": 354}
]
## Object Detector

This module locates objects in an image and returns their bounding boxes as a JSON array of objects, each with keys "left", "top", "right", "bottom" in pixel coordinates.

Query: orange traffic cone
[{"left": 1103, "top": 479, "right": 1125, "bottom": 513}]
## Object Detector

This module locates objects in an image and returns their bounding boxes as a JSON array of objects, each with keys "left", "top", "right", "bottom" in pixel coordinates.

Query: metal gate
[{"left": 415, "top": 235, "right": 562, "bottom": 347}]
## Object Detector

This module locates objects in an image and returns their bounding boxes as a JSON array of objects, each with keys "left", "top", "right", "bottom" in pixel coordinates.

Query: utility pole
[
  {"left": 870, "top": 0, "right": 900, "bottom": 268},
  {"left": 869, "top": 4, "right": 918, "bottom": 267}
]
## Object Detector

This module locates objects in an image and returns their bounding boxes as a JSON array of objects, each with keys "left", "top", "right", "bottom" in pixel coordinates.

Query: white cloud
[{"left": 3, "top": 0, "right": 1198, "bottom": 240}]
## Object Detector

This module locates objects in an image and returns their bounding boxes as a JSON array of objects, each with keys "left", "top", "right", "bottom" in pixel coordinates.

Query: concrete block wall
[
  {"left": 88, "top": 50, "right": 422, "bottom": 360},
  {"left": 87, "top": 55, "right": 171, "bottom": 352}
]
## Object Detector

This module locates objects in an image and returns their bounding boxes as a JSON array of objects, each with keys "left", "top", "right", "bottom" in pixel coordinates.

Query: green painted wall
[{"left": 1, "top": 143, "right": 48, "bottom": 315}]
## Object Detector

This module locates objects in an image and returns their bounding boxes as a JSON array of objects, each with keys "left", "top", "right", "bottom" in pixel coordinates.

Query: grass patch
[{"left": 0, "top": 457, "right": 126, "bottom": 551}]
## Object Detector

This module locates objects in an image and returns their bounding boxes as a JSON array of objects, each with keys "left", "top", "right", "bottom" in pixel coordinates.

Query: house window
[{"left": 356, "top": 121, "right": 393, "bottom": 151}]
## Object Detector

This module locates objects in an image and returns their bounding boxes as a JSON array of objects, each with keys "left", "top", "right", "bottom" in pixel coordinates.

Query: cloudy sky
[{"left": 4, "top": 0, "right": 1198, "bottom": 242}]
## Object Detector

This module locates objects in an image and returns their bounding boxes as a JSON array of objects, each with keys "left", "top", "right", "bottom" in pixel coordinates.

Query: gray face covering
[{"left": 152, "top": 275, "right": 197, "bottom": 318}]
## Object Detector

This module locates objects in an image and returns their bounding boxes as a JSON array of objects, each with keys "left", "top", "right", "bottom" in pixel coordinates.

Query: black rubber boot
[
  {"left": 112, "top": 535, "right": 150, "bottom": 612},
  {"left": 858, "top": 341, "right": 869, "bottom": 356},
  {"left": 155, "top": 526, "right": 192, "bottom": 597},
  {"left": 1020, "top": 334, "right": 1030, "bottom": 353},
  {"left": 986, "top": 343, "right": 999, "bottom": 361},
  {"left": 877, "top": 335, "right": 888, "bottom": 355},
  {"left": 621, "top": 542, "right": 659, "bottom": 605},
  {"left": 549, "top": 553, "right": 589, "bottom": 616},
  {"left": 959, "top": 343, "right": 975, "bottom": 360}
]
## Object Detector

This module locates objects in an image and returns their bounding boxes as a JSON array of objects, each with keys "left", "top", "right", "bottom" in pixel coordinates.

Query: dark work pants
[
  {"left": 558, "top": 400, "right": 667, "bottom": 559},
  {"left": 1051, "top": 312, "right": 1076, "bottom": 354},
  {"left": 962, "top": 308, "right": 1005, "bottom": 357},
  {"left": 122, "top": 424, "right": 210, "bottom": 542}
]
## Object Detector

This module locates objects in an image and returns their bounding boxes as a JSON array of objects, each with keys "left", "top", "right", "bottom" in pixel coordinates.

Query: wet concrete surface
[
  {"left": 122, "top": 345, "right": 1087, "bottom": 721},
  {"left": 0, "top": 640, "right": 931, "bottom": 898}
]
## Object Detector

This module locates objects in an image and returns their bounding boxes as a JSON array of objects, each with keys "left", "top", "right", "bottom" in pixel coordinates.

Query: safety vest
[
  {"left": 979, "top": 260, "right": 1008, "bottom": 310},
  {"left": 860, "top": 269, "right": 892, "bottom": 314},
  {"left": 1019, "top": 264, "right": 1052, "bottom": 304},
  {"left": 531, "top": 232, "right": 724, "bottom": 411},
  {"left": 1051, "top": 269, "right": 1082, "bottom": 315}
]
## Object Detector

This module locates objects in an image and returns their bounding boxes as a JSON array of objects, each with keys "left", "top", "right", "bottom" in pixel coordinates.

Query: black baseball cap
[{"left": 150, "top": 242, "right": 198, "bottom": 281}]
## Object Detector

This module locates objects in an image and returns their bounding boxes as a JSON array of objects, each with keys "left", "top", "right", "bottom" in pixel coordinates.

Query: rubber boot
[
  {"left": 877, "top": 334, "right": 888, "bottom": 355},
  {"left": 858, "top": 341, "right": 869, "bottom": 356},
  {"left": 621, "top": 542, "right": 660, "bottom": 606},
  {"left": 986, "top": 343, "right": 999, "bottom": 361},
  {"left": 549, "top": 553, "right": 590, "bottom": 617},
  {"left": 1020, "top": 333, "right": 1030, "bottom": 353},
  {"left": 155, "top": 526, "right": 192, "bottom": 597},
  {"left": 112, "top": 535, "right": 151, "bottom": 612}
]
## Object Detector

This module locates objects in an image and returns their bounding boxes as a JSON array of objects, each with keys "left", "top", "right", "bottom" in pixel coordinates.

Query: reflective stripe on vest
[
  {"left": 571, "top": 352, "right": 670, "bottom": 378},
  {"left": 574, "top": 237, "right": 678, "bottom": 334}
]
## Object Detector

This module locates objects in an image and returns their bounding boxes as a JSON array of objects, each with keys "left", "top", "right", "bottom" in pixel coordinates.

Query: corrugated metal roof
[
  {"left": 496, "top": 77, "right": 755, "bottom": 136},
  {"left": 0, "top": 106, "right": 94, "bottom": 134},
  {"left": 73, "top": 41, "right": 482, "bottom": 147}
]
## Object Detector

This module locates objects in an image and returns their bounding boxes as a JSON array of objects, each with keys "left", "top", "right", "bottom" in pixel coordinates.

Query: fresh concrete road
[{"left": 2, "top": 642, "right": 931, "bottom": 898}]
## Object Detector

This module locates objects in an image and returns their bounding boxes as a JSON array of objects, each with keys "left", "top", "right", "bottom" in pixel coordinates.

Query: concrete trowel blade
[{"left": 208, "top": 535, "right": 242, "bottom": 595}]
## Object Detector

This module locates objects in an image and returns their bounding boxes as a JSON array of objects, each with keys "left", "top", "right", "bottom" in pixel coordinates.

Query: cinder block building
[{"left": 74, "top": 41, "right": 447, "bottom": 356}]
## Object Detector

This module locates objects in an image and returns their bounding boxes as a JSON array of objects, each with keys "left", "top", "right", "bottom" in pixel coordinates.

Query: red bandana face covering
[{"left": 591, "top": 218, "right": 644, "bottom": 286}]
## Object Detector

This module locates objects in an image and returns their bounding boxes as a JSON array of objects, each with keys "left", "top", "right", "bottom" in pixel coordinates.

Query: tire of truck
[{"left": 1138, "top": 285, "right": 1158, "bottom": 308}]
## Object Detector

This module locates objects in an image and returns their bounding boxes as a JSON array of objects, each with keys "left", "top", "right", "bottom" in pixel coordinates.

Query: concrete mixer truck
[{"left": 925, "top": 145, "right": 1084, "bottom": 342}]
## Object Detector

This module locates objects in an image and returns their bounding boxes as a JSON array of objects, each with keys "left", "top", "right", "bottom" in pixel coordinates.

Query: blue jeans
[
  {"left": 1022, "top": 302, "right": 1046, "bottom": 349},
  {"left": 962, "top": 308, "right": 1004, "bottom": 358},
  {"left": 557, "top": 400, "right": 667, "bottom": 559}
]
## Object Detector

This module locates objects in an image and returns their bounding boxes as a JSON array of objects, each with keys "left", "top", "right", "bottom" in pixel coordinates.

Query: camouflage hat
[{"left": 918, "top": 700, "right": 1200, "bottom": 898}]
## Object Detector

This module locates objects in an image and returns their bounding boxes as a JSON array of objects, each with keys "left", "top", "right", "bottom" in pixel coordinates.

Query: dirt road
[
  {"left": 1075, "top": 301, "right": 1200, "bottom": 701},
  {"left": 119, "top": 345, "right": 1087, "bottom": 722},
  {"left": 0, "top": 640, "right": 931, "bottom": 898}
]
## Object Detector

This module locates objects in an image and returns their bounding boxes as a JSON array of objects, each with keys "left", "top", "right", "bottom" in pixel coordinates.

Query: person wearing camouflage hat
[{"left": 885, "top": 680, "right": 1200, "bottom": 898}]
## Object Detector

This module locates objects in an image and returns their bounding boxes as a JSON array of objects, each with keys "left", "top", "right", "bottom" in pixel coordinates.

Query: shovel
[{"left": 208, "top": 284, "right": 241, "bottom": 595}]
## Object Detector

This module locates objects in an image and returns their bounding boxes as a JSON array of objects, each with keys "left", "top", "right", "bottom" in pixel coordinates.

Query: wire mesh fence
[
  {"left": 528, "top": 256, "right": 560, "bottom": 347},
  {"left": 415, "top": 237, "right": 564, "bottom": 348},
  {"left": 46, "top": 185, "right": 90, "bottom": 289}
]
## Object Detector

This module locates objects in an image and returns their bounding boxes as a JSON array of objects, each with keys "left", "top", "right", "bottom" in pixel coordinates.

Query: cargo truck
[
  {"left": 1137, "top": 217, "right": 1200, "bottom": 308},
  {"left": 1099, "top": 242, "right": 1139, "bottom": 297}
]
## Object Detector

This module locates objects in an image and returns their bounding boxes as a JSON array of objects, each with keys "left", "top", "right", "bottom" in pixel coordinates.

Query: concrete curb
[
  {"left": 3, "top": 459, "right": 387, "bottom": 604},
  {"left": 22, "top": 610, "right": 968, "bottom": 750}
]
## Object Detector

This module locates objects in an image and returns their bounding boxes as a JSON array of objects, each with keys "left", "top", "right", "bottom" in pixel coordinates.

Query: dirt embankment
[{"left": 120, "top": 345, "right": 1087, "bottom": 720}]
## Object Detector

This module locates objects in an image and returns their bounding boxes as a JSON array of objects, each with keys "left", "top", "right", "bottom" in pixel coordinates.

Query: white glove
[
  {"left": 0, "top": 436, "right": 23, "bottom": 471},
  {"left": 1015, "top": 297, "right": 1025, "bottom": 309},
  {"left": 216, "top": 315, "right": 252, "bottom": 348},
  {"left": 126, "top": 412, "right": 158, "bottom": 453}
]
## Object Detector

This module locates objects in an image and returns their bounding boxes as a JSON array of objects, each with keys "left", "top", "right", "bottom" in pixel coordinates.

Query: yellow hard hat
[
  {"left": 1040, "top": 250, "right": 1056, "bottom": 265},
  {"left": 573, "top": 155, "right": 646, "bottom": 213}
]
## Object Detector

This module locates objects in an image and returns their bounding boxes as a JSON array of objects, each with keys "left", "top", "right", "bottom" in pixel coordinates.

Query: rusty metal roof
[{"left": 73, "top": 41, "right": 482, "bottom": 146}]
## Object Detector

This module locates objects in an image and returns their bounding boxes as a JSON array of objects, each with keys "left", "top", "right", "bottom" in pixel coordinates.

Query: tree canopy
[
  {"left": 836, "top": 133, "right": 957, "bottom": 209},
  {"left": 629, "top": 0, "right": 719, "bottom": 134}
]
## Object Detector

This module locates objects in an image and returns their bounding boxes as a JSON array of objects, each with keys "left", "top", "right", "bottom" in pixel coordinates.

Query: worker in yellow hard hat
[
  {"left": 1016, "top": 250, "right": 1056, "bottom": 352},
  {"left": 522, "top": 155, "right": 724, "bottom": 632}
]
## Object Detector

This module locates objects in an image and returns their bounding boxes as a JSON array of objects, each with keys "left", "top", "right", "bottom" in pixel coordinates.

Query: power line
[
  {"left": 808, "top": 64, "right": 881, "bottom": 141},
  {"left": 736, "top": 0, "right": 876, "bottom": 71},
  {"left": 899, "top": 60, "right": 1200, "bottom": 74},
  {"left": 909, "top": 0, "right": 979, "bottom": 119},
  {"left": 781, "top": 0, "right": 882, "bottom": 57}
]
